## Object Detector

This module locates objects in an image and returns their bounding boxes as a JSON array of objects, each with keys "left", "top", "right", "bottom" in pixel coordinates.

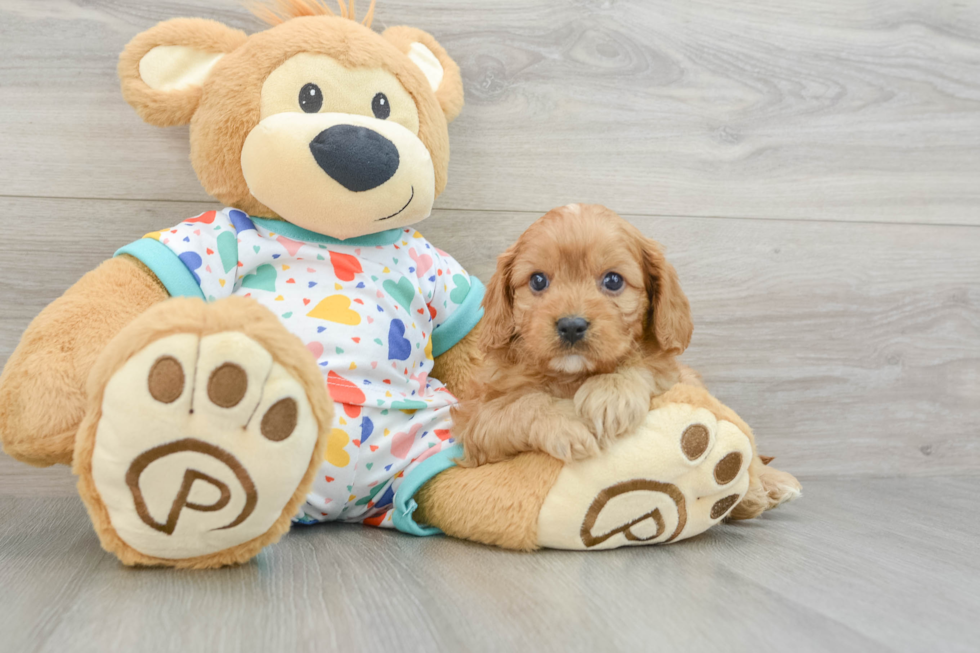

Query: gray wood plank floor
[
  {"left": 2, "top": 477, "right": 978, "bottom": 653},
  {"left": 1, "top": 0, "right": 978, "bottom": 651}
]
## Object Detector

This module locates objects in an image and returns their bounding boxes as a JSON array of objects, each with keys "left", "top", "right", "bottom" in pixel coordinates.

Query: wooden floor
[
  {"left": 2, "top": 476, "right": 978, "bottom": 653},
  {"left": 1, "top": 1, "right": 978, "bottom": 651}
]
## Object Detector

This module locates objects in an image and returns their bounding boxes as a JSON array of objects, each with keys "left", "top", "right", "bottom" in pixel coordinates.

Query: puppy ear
[
  {"left": 480, "top": 243, "right": 519, "bottom": 355},
  {"left": 383, "top": 26, "right": 465, "bottom": 123},
  {"left": 118, "top": 18, "right": 247, "bottom": 127},
  {"left": 642, "top": 239, "right": 693, "bottom": 355}
]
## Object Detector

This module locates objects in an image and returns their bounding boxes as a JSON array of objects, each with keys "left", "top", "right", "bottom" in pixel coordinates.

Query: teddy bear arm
[
  {"left": 430, "top": 320, "right": 483, "bottom": 400},
  {"left": 0, "top": 255, "right": 168, "bottom": 466}
]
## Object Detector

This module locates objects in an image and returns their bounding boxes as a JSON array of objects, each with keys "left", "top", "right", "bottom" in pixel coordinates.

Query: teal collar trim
[{"left": 250, "top": 217, "right": 404, "bottom": 246}]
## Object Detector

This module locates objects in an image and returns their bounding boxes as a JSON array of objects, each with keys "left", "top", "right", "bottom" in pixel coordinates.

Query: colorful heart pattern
[
  {"left": 327, "top": 371, "right": 366, "bottom": 405},
  {"left": 391, "top": 424, "right": 424, "bottom": 459},
  {"left": 178, "top": 251, "right": 203, "bottom": 284},
  {"left": 277, "top": 235, "right": 305, "bottom": 257},
  {"left": 216, "top": 231, "right": 238, "bottom": 273},
  {"left": 308, "top": 295, "right": 361, "bottom": 325},
  {"left": 387, "top": 319, "right": 412, "bottom": 361},
  {"left": 329, "top": 251, "right": 363, "bottom": 281},
  {"left": 185, "top": 210, "right": 216, "bottom": 225},
  {"left": 139, "top": 208, "right": 480, "bottom": 527},
  {"left": 325, "top": 429, "right": 350, "bottom": 467},
  {"left": 241, "top": 264, "right": 277, "bottom": 291},
  {"left": 382, "top": 276, "right": 415, "bottom": 308},
  {"left": 450, "top": 274, "right": 471, "bottom": 305},
  {"left": 409, "top": 248, "right": 433, "bottom": 278}
]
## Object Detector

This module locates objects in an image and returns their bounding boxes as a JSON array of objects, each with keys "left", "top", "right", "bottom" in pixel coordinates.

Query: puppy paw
[
  {"left": 573, "top": 371, "right": 651, "bottom": 445},
  {"left": 760, "top": 465, "right": 802, "bottom": 507},
  {"left": 534, "top": 420, "right": 600, "bottom": 463},
  {"left": 730, "top": 457, "right": 803, "bottom": 520}
]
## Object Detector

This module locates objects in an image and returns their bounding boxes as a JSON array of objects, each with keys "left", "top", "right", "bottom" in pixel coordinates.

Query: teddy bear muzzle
[{"left": 240, "top": 111, "right": 435, "bottom": 239}]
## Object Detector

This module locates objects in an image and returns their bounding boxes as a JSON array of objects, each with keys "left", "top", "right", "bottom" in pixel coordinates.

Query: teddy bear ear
[
  {"left": 119, "top": 18, "right": 247, "bottom": 127},
  {"left": 383, "top": 26, "right": 465, "bottom": 123}
]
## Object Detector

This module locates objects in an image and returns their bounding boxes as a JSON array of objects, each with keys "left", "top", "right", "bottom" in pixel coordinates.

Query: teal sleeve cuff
[
  {"left": 431, "top": 276, "right": 485, "bottom": 358},
  {"left": 392, "top": 443, "right": 463, "bottom": 536},
  {"left": 115, "top": 238, "right": 205, "bottom": 300}
]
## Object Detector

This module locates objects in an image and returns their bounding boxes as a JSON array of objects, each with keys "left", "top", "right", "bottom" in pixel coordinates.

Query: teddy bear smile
[{"left": 376, "top": 185, "right": 414, "bottom": 221}]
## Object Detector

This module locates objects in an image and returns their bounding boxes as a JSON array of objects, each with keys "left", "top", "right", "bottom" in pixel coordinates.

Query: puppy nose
[
  {"left": 556, "top": 316, "right": 589, "bottom": 345},
  {"left": 309, "top": 125, "right": 400, "bottom": 192}
]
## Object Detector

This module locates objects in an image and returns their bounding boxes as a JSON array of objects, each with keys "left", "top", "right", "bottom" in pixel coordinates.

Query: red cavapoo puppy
[
  {"left": 454, "top": 203, "right": 698, "bottom": 464},
  {"left": 453, "top": 204, "right": 799, "bottom": 516}
]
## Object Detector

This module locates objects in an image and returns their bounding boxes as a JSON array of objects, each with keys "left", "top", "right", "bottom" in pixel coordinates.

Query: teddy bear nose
[{"left": 309, "top": 125, "right": 400, "bottom": 192}]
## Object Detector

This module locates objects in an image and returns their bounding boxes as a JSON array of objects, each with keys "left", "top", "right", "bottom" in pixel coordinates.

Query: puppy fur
[
  {"left": 454, "top": 203, "right": 696, "bottom": 465},
  {"left": 453, "top": 204, "right": 802, "bottom": 518}
]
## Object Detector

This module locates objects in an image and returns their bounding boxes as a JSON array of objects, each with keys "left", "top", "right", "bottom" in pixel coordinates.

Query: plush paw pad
[
  {"left": 537, "top": 401, "right": 753, "bottom": 550},
  {"left": 87, "top": 332, "right": 319, "bottom": 560}
]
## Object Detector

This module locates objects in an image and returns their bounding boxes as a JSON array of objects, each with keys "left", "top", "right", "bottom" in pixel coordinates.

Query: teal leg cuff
[{"left": 392, "top": 443, "right": 463, "bottom": 536}]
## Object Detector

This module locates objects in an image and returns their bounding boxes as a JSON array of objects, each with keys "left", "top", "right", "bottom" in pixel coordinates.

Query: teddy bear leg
[
  {"left": 0, "top": 256, "right": 168, "bottom": 467},
  {"left": 412, "top": 384, "right": 794, "bottom": 551},
  {"left": 73, "top": 296, "right": 332, "bottom": 568},
  {"left": 413, "top": 451, "right": 565, "bottom": 550}
]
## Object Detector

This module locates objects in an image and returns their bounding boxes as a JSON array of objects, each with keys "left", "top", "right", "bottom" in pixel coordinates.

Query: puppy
[
  {"left": 454, "top": 203, "right": 802, "bottom": 517},
  {"left": 454, "top": 203, "right": 698, "bottom": 465}
]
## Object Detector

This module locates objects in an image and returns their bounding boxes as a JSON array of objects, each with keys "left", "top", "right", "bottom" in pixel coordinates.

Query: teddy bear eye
[
  {"left": 372, "top": 92, "right": 390, "bottom": 120},
  {"left": 529, "top": 273, "right": 549, "bottom": 292},
  {"left": 299, "top": 83, "right": 323, "bottom": 113},
  {"left": 602, "top": 272, "right": 624, "bottom": 292}
]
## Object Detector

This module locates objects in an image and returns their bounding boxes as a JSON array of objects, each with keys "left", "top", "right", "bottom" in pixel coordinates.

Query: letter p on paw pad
[{"left": 73, "top": 298, "right": 332, "bottom": 568}]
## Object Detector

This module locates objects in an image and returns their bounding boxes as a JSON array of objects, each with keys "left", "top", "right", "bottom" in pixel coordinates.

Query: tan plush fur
[
  {"left": 0, "top": 5, "right": 479, "bottom": 568},
  {"left": 383, "top": 26, "right": 466, "bottom": 122},
  {"left": 0, "top": 256, "right": 168, "bottom": 467},
  {"left": 0, "top": 4, "right": 488, "bottom": 567},
  {"left": 118, "top": 19, "right": 248, "bottom": 127},
  {"left": 5, "top": 4, "right": 467, "bottom": 468},
  {"left": 414, "top": 452, "right": 564, "bottom": 551},
  {"left": 453, "top": 204, "right": 696, "bottom": 465},
  {"left": 73, "top": 296, "right": 334, "bottom": 569},
  {"left": 116, "top": 12, "right": 463, "bottom": 219}
]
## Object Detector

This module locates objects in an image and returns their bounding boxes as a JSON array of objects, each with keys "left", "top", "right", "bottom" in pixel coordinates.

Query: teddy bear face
[
  {"left": 245, "top": 52, "right": 430, "bottom": 235},
  {"left": 120, "top": 9, "right": 463, "bottom": 240}
]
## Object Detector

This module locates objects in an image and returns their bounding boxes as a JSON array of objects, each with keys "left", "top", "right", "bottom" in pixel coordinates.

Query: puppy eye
[
  {"left": 299, "top": 83, "right": 323, "bottom": 113},
  {"left": 372, "top": 92, "right": 391, "bottom": 120},
  {"left": 529, "top": 273, "right": 549, "bottom": 292},
  {"left": 602, "top": 272, "right": 624, "bottom": 292}
]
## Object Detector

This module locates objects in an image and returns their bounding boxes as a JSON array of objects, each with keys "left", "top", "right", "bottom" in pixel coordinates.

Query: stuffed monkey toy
[{"left": 0, "top": 0, "right": 798, "bottom": 568}]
